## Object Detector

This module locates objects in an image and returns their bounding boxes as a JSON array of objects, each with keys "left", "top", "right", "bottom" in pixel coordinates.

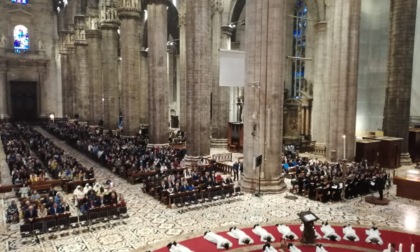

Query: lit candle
[
  {"left": 388, "top": 244, "right": 391, "bottom": 250},
  {"left": 343, "top": 135, "right": 346, "bottom": 160},
  {"left": 411, "top": 244, "right": 415, "bottom": 252},
  {"left": 399, "top": 243, "right": 402, "bottom": 252}
]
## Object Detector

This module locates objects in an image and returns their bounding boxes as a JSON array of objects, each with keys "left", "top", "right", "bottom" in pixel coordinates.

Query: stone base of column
[
  {"left": 0, "top": 113, "right": 9, "bottom": 120},
  {"left": 210, "top": 138, "right": 228, "bottom": 148},
  {"left": 147, "top": 143, "right": 170, "bottom": 149},
  {"left": 401, "top": 152, "right": 412, "bottom": 166},
  {"left": 240, "top": 175, "right": 286, "bottom": 194},
  {"left": 314, "top": 143, "right": 327, "bottom": 156}
]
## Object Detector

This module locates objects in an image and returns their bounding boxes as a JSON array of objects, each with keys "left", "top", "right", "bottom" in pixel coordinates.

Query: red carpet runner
[{"left": 154, "top": 224, "right": 420, "bottom": 251}]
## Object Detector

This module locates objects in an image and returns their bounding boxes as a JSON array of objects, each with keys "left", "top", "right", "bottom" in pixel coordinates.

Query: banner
[{"left": 219, "top": 49, "right": 245, "bottom": 87}]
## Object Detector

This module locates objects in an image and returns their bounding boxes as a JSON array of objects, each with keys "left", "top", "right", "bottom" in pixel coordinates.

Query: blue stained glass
[
  {"left": 11, "top": 0, "right": 28, "bottom": 4},
  {"left": 14, "top": 25, "right": 29, "bottom": 51}
]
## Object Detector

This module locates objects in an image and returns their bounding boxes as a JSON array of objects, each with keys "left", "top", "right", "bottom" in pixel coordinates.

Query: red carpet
[{"left": 154, "top": 224, "right": 420, "bottom": 252}]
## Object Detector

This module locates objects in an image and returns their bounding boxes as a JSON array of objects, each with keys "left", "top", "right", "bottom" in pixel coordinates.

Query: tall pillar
[
  {"left": 178, "top": 0, "right": 187, "bottom": 131},
  {"left": 0, "top": 60, "right": 8, "bottom": 119},
  {"left": 185, "top": 0, "right": 211, "bottom": 158},
  {"left": 326, "top": 0, "right": 361, "bottom": 161},
  {"left": 74, "top": 15, "right": 90, "bottom": 121},
  {"left": 311, "top": 21, "right": 328, "bottom": 154},
  {"left": 383, "top": 0, "right": 418, "bottom": 164},
  {"left": 241, "top": 0, "right": 286, "bottom": 193},
  {"left": 59, "top": 32, "right": 70, "bottom": 117},
  {"left": 117, "top": 0, "right": 142, "bottom": 135},
  {"left": 101, "top": 2, "right": 120, "bottom": 129},
  {"left": 147, "top": 0, "right": 169, "bottom": 144},
  {"left": 86, "top": 29, "right": 103, "bottom": 125},
  {"left": 66, "top": 30, "right": 76, "bottom": 118},
  {"left": 210, "top": 0, "right": 230, "bottom": 148}
]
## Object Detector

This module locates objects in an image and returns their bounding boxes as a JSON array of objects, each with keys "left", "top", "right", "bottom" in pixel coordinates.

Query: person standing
[{"left": 233, "top": 161, "right": 239, "bottom": 181}]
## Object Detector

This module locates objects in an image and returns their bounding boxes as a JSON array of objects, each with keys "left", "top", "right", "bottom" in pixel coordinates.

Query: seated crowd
[{"left": 285, "top": 155, "right": 389, "bottom": 203}]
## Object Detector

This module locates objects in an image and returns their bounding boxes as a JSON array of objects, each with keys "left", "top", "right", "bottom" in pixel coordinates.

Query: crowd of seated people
[
  {"left": 43, "top": 121, "right": 187, "bottom": 180},
  {"left": 73, "top": 183, "right": 126, "bottom": 213},
  {"left": 287, "top": 156, "right": 389, "bottom": 203}
]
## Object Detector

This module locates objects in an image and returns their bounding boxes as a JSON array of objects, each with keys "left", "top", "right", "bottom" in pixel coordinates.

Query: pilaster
[
  {"left": 178, "top": 0, "right": 187, "bottom": 131},
  {"left": 0, "top": 60, "right": 8, "bottom": 119},
  {"left": 147, "top": 0, "right": 169, "bottom": 144},
  {"left": 117, "top": 0, "right": 142, "bottom": 135}
]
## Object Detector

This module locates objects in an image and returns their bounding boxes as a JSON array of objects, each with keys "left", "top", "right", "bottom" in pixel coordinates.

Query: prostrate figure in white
[
  {"left": 320, "top": 222, "right": 341, "bottom": 241},
  {"left": 167, "top": 241, "right": 193, "bottom": 252},
  {"left": 252, "top": 224, "right": 275, "bottom": 242},
  {"left": 365, "top": 226, "right": 384, "bottom": 245},
  {"left": 262, "top": 242, "right": 278, "bottom": 252},
  {"left": 227, "top": 227, "right": 254, "bottom": 245},
  {"left": 288, "top": 243, "right": 302, "bottom": 252},
  {"left": 276, "top": 224, "right": 299, "bottom": 241},
  {"left": 204, "top": 231, "right": 232, "bottom": 250},
  {"left": 316, "top": 244, "right": 328, "bottom": 252},
  {"left": 383, "top": 243, "right": 398, "bottom": 252},
  {"left": 342, "top": 224, "right": 360, "bottom": 242},
  {"left": 300, "top": 223, "right": 322, "bottom": 239}
]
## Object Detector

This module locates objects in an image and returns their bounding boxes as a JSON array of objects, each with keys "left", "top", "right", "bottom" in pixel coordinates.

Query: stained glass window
[
  {"left": 291, "top": 0, "right": 307, "bottom": 98},
  {"left": 13, "top": 25, "right": 29, "bottom": 53},
  {"left": 11, "top": 0, "right": 28, "bottom": 4}
]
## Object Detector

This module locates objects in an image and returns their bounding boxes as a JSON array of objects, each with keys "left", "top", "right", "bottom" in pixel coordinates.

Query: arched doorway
[{"left": 10, "top": 81, "right": 38, "bottom": 121}]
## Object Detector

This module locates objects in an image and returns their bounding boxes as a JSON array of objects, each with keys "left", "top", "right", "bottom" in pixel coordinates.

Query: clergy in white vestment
[
  {"left": 288, "top": 243, "right": 302, "bottom": 252},
  {"left": 299, "top": 224, "right": 322, "bottom": 239},
  {"left": 166, "top": 241, "right": 193, "bottom": 252},
  {"left": 365, "top": 227, "right": 384, "bottom": 245},
  {"left": 342, "top": 224, "right": 360, "bottom": 242},
  {"left": 227, "top": 227, "right": 254, "bottom": 245},
  {"left": 83, "top": 183, "right": 90, "bottom": 194},
  {"left": 276, "top": 224, "right": 298, "bottom": 241},
  {"left": 204, "top": 231, "right": 232, "bottom": 250},
  {"left": 252, "top": 224, "right": 275, "bottom": 242},
  {"left": 262, "top": 242, "right": 277, "bottom": 252},
  {"left": 320, "top": 222, "right": 341, "bottom": 241},
  {"left": 315, "top": 244, "right": 328, "bottom": 252}
]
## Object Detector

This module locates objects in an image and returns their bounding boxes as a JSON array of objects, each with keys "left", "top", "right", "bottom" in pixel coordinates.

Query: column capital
[
  {"left": 221, "top": 25, "right": 234, "bottom": 36},
  {"left": 117, "top": 0, "right": 141, "bottom": 18},
  {"left": 178, "top": 1, "right": 186, "bottom": 27},
  {"left": 211, "top": 0, "right": 223, "bottom": 15},
  {"left": 315, "top": 21, "right": 327, "bottom": 32},
  {"left": 85, "top": 29, "right": 102, "bottom": 39},
  {"left": 100, "top": 6, "right": 120, "bottom": 24}
]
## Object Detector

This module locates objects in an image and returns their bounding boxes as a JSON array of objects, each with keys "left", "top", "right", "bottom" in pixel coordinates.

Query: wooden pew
[{"left": 63, "top": 179, "right": 96, "bottom": 193}]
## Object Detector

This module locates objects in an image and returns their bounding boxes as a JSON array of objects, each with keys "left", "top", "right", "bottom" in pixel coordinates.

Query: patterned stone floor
[{"left": 0, "top": 127, "right": 419, "bottom": 252}]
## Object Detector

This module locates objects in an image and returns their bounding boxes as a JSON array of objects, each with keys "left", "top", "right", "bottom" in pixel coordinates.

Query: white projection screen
[{"left": 219, "top": 49, "right": 245, "bottom": 87}]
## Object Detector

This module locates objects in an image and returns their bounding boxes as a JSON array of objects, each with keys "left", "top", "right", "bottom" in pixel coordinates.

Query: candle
[
  {"left": 342, "top": 135, "right": 346, "bottom": 160},
  {"left": 411, "top": 244, "right": 415, "bottom": 252},
  {"left": 388, "top": 244, "right": 391, "bottom": 250},
  {"left": 399, "top": 243, "right": 402, "bottom": 252}
]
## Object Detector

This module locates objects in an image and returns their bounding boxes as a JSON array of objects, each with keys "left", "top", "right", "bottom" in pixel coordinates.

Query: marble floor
[{"left": 0, "top": 127, "right": 419, "bottom": 252}]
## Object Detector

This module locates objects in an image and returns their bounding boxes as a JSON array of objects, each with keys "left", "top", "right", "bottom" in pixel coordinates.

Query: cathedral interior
[{"left": 1, "top": 0, "right": 420, "bottom": 251}]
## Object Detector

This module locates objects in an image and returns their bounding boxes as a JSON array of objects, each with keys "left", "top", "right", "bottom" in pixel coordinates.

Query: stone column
[
  {"left": 210, "top": 0, "right": 230, "bottom": 148},
  {"left": 185, "top": 0, "right": 212, "bottom": 159},
  {"left": 326, "top": 0, "right": 361, "bottom": 161},
  {"left": 59, "top": 31, "right": 70, "bottom": 117},
  {"left": 86, "top": 29, "right": 103, "bottom": 124},
  {"left": 178, "top": 0, "right": 187, "bottom": 131},
  {"left": 74, "top": 15, "right": 90, "bottom": 121},
  {"left": 0, "top": 60, "right": 8, "bottom": 119},
  {"left": 66, "top": 31, "right": 76, "bottom": 118},
  {"left": 101, "top": 3, "right": 120, "bottom": 129},
  {"left": 147, "top": 0, "right": 169, "bottom": 144},
  {"left": 241, "top": 0, "right": 286, "bottom": 193},
  {"left": 311, "top": 21, "right": 328, "bottom": 154},
  {"left": 117, "top": 0, "right": 142, "bottom": 135},
  {"left": 383, "top": 0, "right": 417, "bottom": 163}
]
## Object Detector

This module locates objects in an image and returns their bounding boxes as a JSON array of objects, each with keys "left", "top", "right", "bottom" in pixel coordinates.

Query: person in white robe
[
  {"left": 83, "top": 183, "right": 90, "bottom": 194},
  {"left": 262, "top": 242, "right": 278, "bottom": 252},
  {"left": 299, "top": 224, "right": 322, "bottom": 239},
  {"left": 166, "top": 241, "right": 193, "bottom": 252},
  {"left": 288, "top": 243, "right": 302, "bottom": 252},
  {"left": 365, "top": 226, "right": 383, "bottom": 245},
  {"left": 316, "top": 244, "right": 328, "bottom": 252},
  {"left": 276, "top": 224, "right": 298, "bottom": 241},
  {"left": 204, "top": 231, "right": 232, "bottom": 250},
  {"left": 252, "top": 224, "right": 275, "bottom": 242},
  {"left": 342, "top": 224, "right": 360, "bottom": 242},
  {"left": 227, "top": 227, "right": 254, "bottom": 245},
  {"left": 320, "top": 222, "right": 341, "bottom": 241},
  {"left": 73, "top": 185, "right": 85, "bottom": 206}
]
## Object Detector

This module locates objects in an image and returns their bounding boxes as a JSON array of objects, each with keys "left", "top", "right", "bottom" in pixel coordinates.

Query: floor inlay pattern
[{"left": 0, "top": 127, "right": 419, "bottom": 252}]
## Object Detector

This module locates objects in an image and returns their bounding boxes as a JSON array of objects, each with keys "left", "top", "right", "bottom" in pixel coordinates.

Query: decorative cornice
[
  {"left": 117, "top": 0, "right": 141, "bottom": 17},
  {"left": 144, "top": 0, "right": 168, "bottom": 5},
  {"left": 100, "top": 21, "right": 120, "bottom": 30},
  {"left": 85, "top": 29, "right": 102, "bottom": 39}
]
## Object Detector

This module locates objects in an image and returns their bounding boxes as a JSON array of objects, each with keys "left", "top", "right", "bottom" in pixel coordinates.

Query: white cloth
[
  {"left": 365, "top": 228, "right": 383, "bottom": 245},
  {"left": 263, "top": 243, "right": 278, "bottom": 252},
  {"left": 343, "top": 225, "right": 360, "bottom": 242},
  {"left": 320, "top": 224, "right": 341, "bottom": 241},
  {"left": 227, "top": 228, "right": 254, "bottom": 245},
  {"left": 169, "top": 243, "right": 193, "bottom": 252},
  {"left": 204, "top": 232, "right": 232, "bottom": 250},
  {"left": 299, "top": 224, "right": 322, "bottom": 239},
  {"left": 252, "top": 225, "right": 275, "bottom": 242},
  {"left": 316, "top": 244, "right": 328, "bottom": 252},
  {"left": 288, "top": 244, "right": 302, "bottom": 252},
  {"left": 276, "top": 224, "right": 298, "bottom": 240}
]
